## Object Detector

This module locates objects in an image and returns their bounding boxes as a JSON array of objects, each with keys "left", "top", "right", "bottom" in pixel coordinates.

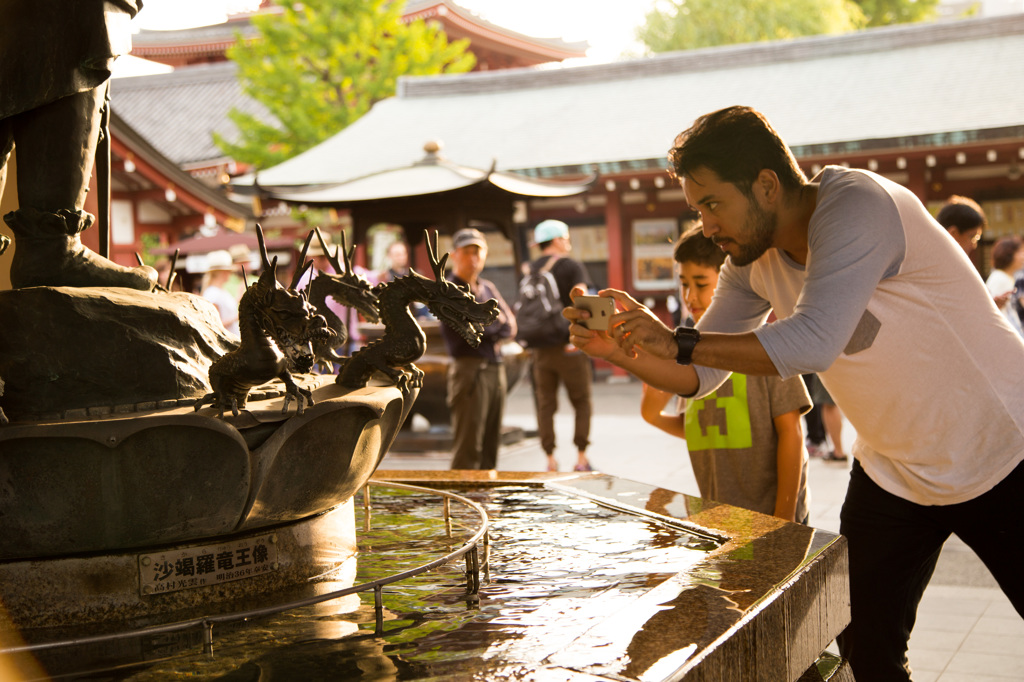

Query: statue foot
[{"left": 4, "top": 208, "right": 157, "bottom": 290}]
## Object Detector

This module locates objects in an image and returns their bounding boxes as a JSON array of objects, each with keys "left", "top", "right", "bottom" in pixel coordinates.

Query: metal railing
[{"left": 3, "top": 481, "right": 490, "bottom": 656}]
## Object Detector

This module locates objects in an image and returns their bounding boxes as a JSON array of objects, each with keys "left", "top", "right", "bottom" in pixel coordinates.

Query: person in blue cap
[{"left": 520, "top": 219, "right": 595, "bottom": 473}]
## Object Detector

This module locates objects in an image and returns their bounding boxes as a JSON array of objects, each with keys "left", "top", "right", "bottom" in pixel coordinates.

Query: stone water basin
[{"left": 7, "top": 471, "right": 850, "bottom": 680}]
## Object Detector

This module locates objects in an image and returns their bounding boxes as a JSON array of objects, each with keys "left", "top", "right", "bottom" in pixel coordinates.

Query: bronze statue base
[{"left": 0, "top": 377, "right": 416, "bottom": 562}]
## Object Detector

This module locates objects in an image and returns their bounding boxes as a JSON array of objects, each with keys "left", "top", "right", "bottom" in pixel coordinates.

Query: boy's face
[{"left": 678, "top": 261, "right": 720, "bottom": 323}]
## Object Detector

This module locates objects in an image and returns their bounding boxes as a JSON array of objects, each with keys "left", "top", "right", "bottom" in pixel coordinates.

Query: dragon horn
[
  {"left": 298, "top": 229, "right": 315, "bottom": 264},
  {"left": 290, "top": 229, "right": 316, "bottom": 290},
  {"left": 240, "top": 264, "right": 249, "bottom": 291},
  {"left": 256, "top": 223, "right": 272, "bottom": 272},
  {"left": 260, "top": 255, "right": 279, "bottom": 288},
  {"left": 294, "top": 259, "right": 313, "bottom": 293},
  {"left": 317, "top": 227, "right": 344, "bottom": 274},
  {"left": 339, "top": 230, "right": 355, "bottom": 274},
  {"left": 425, "top": 230, "right": 438, "bottom": 277},
  {"left": 426, "top": 230, "right": 448, "bottom": 281},
  {"left": 167, "top": 248, "right": 180, "bottom": 290}
]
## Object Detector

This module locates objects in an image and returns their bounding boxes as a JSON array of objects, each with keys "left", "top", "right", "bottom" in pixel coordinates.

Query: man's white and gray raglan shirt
[{"left": 694, "top": 166, "right": 1024, "bottom": 506}]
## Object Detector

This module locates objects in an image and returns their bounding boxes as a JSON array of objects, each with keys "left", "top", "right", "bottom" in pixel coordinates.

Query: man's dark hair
[
  {"left": 668, "top": 106, "right": 807, "bottom": 197},
  {"left": 673, "top": 221, "right": 725, "bottom": 270},
  {"left": 936, "top": 195, "right": 986, "bottom": 233},
  {"left": 992, "top": 236, "right": 1021, "bottom": 271}
]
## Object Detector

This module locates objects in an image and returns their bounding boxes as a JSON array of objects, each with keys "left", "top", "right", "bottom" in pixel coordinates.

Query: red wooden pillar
[
  {"left": 905, "top": 156, "right": 928, "bottom": 204},
  {"left": 602, "top": 183, "right": 628, "bottom": 377},
  {"left": 604, "top": 184, "right": 625, "bottom": 291}
]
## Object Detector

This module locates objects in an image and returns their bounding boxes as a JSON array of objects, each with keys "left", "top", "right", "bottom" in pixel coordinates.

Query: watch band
[{"left": 674, "top": 326, "right": 701, "bottom": 365}]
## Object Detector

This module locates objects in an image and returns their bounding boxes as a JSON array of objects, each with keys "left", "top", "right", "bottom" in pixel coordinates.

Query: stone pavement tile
[
  {"left": 917, "top": 585, "right": 993, "bottom": 617},
  {"left": 945, "top": 650, "right": 1024, "bottom": 678},
  {"left": 909, "top": 670, "right": 940, "bottom": 682},
  {"left": 984, "top": 599, "right": 1022, "bottom": 619},
  {"left": 971, "top": 614, "right": 1024, "bottom": 636},
  {"left": 908, "top": 646, "right": 956, "bottom": 673},
  {"left": 913, "top": 610, "right": 977, "bottom": 635},
  {"left": 960, "top": 629, "right": 1024, "bottom": 656},
  {"left": 933, "top": 671, "right": 1019, "bottom": 675},
  {"left": 908, "top": 627, "right": 968, "bottom": 653}
]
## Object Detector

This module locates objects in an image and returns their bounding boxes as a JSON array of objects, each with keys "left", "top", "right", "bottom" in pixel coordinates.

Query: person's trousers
[
  {"left": 837, "top": 457, "right": 1024, "bottom": 681},
  {"left": 447, "top": 358, "right": 506, "bottom": 470},
  {"left": 531, "top": 346, "right": 592, "bottom": 455},
  {"left": 802, "top": 374, "right": 826, "bottom": 444}
]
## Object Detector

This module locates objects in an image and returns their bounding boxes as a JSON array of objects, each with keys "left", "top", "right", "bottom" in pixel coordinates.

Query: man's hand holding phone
[
  {"left": 564, "top": 289, "right": 619, "bottom": 360},
  {"left": 574, "top": 295, "right": 615, "bottom": 330}
]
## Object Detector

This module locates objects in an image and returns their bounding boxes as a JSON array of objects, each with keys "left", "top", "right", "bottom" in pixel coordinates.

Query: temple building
[{"left": 236, "top": 13, "right": 1024, "bottom": 309}]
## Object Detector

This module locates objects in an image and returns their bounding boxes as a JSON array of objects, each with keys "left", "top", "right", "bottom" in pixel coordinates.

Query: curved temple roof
[
  {"left": 237, "top": 14, "right": 1024, "bottom": 189},
  {"left": 238, "top": 142, "right": 594, "bottom": 205}
]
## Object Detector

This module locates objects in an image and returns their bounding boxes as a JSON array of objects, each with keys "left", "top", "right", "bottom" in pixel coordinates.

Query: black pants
[
  {"left": 837, "top": 458, "right": 1024, "bottom": 680},
  {"left": 802, "top": 374, "right": 826, "bottom": 444}
]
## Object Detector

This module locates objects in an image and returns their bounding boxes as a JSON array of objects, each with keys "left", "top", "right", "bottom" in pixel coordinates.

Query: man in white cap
[
  {"left": 440, "top": 228, "right": 516, "bottom": 470},
  {"left": 520, "top": 219, "right": 594, "bottom": 473},
  {"left": 201, "top": 250, "right": 239, "bottom": 336}
]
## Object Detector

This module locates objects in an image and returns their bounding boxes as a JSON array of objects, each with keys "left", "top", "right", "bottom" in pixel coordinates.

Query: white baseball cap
[{"left": 532, "top": 219, "right": 569, "bottom": 245}]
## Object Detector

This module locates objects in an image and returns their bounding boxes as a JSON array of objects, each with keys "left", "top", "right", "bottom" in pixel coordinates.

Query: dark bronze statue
[
  {"left": 297, "top": 227, "right": 380, "bottom": 372},
  {"left": 337, "top": 231, "right": 500, "bottom": 390},
  {"left": 1, "top": 1, "right": 156, "bottom": 290},
  {"left": 194, "top": 226, "right": 333, "bottom": 418}
]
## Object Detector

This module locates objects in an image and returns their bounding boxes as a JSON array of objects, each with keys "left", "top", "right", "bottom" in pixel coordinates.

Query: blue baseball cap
[{"left": 532, "top": 219, "right": 569, "bottom": 245}]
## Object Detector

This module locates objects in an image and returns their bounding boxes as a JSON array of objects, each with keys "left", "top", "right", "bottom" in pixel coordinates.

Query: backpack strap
[
  {"left": 537, "top": 255, "right": 562, "bottom": 299},
  {"left": 538, "top": 254, "right": 561, "bottom": 274}
]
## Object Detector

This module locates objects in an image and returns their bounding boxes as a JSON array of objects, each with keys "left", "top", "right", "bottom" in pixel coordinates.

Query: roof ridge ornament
[{"left": 416, "top": 140, "right": 445, "bottom": 166}]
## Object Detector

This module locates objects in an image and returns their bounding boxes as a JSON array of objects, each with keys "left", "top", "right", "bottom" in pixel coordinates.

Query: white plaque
[{"left": 138, "top": 534, "right": 279, "bottom": 596}]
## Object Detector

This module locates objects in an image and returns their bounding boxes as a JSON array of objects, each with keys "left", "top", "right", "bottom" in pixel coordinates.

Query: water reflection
[{"left": 34, "top": 485, "right": 721, "bottom": 680}]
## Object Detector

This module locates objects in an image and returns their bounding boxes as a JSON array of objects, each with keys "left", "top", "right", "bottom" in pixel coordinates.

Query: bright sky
[{"left": 133, "top": 0, "right": 657, "bottom": 63}]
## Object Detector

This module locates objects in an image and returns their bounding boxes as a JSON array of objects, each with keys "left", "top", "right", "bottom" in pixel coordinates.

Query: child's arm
[
  {"left": 640, "top": 383, "right": 688, "bottom": 439},
  {"left": 772, "top": 409, "right": 804, "bottom": 522}
]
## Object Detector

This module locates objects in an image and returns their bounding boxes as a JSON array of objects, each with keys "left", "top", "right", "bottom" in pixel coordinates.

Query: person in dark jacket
[{"left": 440, "top": 228, "right": 516, "bottom": 470}]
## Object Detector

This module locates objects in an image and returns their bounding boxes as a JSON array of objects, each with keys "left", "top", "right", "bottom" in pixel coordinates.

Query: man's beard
[{"left": 730, "top": 200, "right": 776, "bottom": 267}]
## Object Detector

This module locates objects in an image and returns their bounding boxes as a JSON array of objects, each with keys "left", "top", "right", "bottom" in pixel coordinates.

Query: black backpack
[{"left": 514, "top": 256, "right": 569, "bottom": 348}]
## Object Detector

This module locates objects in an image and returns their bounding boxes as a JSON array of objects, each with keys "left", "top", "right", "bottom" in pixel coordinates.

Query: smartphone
[{"left": 575, "top": 295, "right": 615, "bottom": 331}]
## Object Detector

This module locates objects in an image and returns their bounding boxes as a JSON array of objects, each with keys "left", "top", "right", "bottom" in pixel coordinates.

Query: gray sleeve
[
  {"left": 754, "top": 170, "right": 906, "bottom": 379},
  {"left": 767, "top": 375, "right": 812, "bottom": 418}
]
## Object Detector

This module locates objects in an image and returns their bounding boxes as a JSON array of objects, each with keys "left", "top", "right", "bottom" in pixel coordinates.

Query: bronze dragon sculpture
[
  {"left": 336, "top": 231, "right": 499, "bottom": 390},
  {"left": 194, "top": 225, "right": 334, "bottom": 418},
  {"left": 297, "top": 227, "right": 380, "bottom": 372}
]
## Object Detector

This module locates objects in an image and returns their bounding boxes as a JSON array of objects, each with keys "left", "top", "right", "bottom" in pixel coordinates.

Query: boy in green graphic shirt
[{"left": 640, "top": 224, "right": 811, "bottom": 522}]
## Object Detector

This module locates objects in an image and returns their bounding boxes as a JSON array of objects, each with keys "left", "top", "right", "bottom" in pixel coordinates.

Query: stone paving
[{"left": 380, "top": 373, "right": 1023, "bottom": 681}]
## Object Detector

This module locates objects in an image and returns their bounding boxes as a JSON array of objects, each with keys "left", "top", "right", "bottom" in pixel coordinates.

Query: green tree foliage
[
  {"left": 636, "top": 0, "right": 866, "bottom": 52},
  {"left": 854, "top": 0, "right": 942, "bottom": 26},
  {"left": 216, "top": 0, "right": 475, "bottom": 169}
]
